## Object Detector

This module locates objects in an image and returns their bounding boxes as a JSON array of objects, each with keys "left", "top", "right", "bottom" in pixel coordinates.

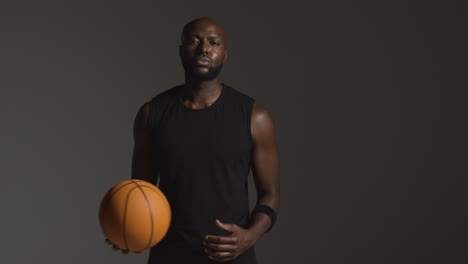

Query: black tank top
[{"left": 146, "top": 84, "right": 258, "bottom": 264}]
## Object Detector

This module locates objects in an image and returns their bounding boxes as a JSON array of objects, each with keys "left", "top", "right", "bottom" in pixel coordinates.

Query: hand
[
  {"left": 202, "top": 219, "right": 259, "bottom": 262},
  {"left": 104, "top": 238, "right": 142, "bottom": 254}
]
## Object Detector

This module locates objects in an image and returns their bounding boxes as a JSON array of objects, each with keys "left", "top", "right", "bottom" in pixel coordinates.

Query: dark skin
[{"left": 109, "top": 18, "right": 280, "bottom": 262}]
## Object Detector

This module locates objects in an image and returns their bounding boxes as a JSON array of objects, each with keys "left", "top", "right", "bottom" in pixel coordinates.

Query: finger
[
  {"left": 204, "top": 248, "right": 234, "bottom": 261},
  {"left": 111, "top": 244, "right": 129, "bottom": 254},
  {"left": 207, "top": 255, "right": 234, "bottom": 262},
  {"left": 205, "top": 235, "right": 238, "bottom": 244},
  {"left": 215, "top": 219, "right": 236, "bottom": 233},
  {"left": 203, "top": 240, "right": 236, "bottom": 252}
]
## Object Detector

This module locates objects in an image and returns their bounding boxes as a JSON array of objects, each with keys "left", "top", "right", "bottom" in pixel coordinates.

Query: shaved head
[
  {"left": 181, "top": 17, "right": 226, "bottom": 44},
  {"left": 179, "top": 17, "right": 228, "bottom": 81}
]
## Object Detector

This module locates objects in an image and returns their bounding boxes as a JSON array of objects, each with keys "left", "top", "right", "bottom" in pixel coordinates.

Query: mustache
[{"left": 194, "top": 55, "right": 211, "bottom": 63}]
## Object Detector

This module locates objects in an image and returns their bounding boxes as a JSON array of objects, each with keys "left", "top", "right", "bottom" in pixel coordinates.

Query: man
[{"left": 119, "top": 17, "right": 280, "bottom": 263}]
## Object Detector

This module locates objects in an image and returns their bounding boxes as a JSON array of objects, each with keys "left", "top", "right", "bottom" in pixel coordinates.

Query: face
[{"left": 180, "top": 19, "right": 228, "bottom": 80}]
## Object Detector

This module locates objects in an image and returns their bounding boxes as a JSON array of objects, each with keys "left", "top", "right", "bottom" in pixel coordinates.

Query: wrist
[
  {"left": 247, "top": 215, "right": 270, "bottom": 240},
  {"left": 246, "top": 227, "right": 262, "bottom": 244},
  {"left": 250, "top": 205, "right": 276, "bottom": 232}
]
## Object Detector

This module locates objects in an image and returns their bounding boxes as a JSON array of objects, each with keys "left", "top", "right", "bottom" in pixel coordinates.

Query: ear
[{"left": 223, "top": 49, "right": 228, "bottom": 63}]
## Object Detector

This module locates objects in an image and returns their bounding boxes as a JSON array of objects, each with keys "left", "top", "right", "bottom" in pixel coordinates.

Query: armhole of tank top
[{"left": 148, "top": 97, "right": 156, "bottom": 136}]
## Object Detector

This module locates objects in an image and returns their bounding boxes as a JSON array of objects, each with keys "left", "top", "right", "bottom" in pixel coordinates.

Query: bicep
[
  {"left": 131, "top": 102, "right": 158, "bottom": 183},
  {"left": 251, "top": 103, "right": 280, "bottom": 201}
]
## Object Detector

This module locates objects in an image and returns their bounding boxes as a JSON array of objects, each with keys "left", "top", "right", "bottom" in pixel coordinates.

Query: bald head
[
  {"left": 181, "top": 17, "right": 226, "bottom": 45},
  {"left": 179, "top": 17, "right": 228, "bottom": 81}
]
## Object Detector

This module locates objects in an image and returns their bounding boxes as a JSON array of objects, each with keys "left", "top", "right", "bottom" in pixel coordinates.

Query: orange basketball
[{"left": 99, "top": 179, "right": 171, "bottom": 252}]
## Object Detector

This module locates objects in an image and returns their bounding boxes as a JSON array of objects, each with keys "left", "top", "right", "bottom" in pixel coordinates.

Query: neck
[
  {"left": 181, "top": 76, "right": 224, "bottom": 109},
  {"left": 184, "top": 75, "right": 222, "bottom": 91}
]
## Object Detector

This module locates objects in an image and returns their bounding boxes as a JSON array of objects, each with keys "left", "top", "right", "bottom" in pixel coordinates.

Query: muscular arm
[
  {"left": 131, "top": 102, "right": 158, "bottom": 183},
  {"left": 201, "top": 102, "right": 280, "bottom": 261},
  {"left": 105, "top": 102, "right": 157, "bottom": 254},
  {"left": 248, "top": 102, "right": 280, "bottom": 237}
]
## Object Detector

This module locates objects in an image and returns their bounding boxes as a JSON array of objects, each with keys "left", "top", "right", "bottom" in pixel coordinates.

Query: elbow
[{"left": 257, "top": 188, "right": 280, "bottom": 211}]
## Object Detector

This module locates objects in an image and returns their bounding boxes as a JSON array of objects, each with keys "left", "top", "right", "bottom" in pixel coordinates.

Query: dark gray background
[{"left": 0, "top": 0, "right": 466, "bottom": 263}]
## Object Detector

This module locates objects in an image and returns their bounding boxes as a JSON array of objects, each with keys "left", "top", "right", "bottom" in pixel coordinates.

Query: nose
[{"left": 198, "top": 40, "right": 209, "bottom": 54}]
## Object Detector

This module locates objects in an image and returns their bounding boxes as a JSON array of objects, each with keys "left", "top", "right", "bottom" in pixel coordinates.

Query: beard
[{"left": 183, "top": 60, "right": 224, "bottom": 81}]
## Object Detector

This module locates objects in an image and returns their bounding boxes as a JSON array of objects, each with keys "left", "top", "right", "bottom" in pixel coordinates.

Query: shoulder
[
  {"left": 135, "top": 85, "right": 182, "bottom": 126},
  {"left": 251, "top": 102, "right": 275, "bottom": 140},
  {"left": 223, "top": 85, "right": 274, "bottom": 134},
  {"left": 223, "top": 84, "right": 255, "bottom": 104},
  {"left": 251, "top": 102, "right": 274, "bottom": 126},
  {"left": 134, "top": 102, "right": 150, "bottom": 130},
  {"left": 151, "top": 85, "right": 182, "bottom": 103},
  {"left": 138, "top": 85, "right": 182, "bottom": 118}
]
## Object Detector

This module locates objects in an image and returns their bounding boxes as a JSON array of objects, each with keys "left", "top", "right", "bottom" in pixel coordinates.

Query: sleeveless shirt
[{"left": 146, "top": 84, "right": 258, "bottom": 264}]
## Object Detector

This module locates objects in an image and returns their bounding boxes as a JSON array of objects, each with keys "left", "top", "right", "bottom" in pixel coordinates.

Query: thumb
[{"left": 216, "top": 219, "right": 235, "bottom": 232}]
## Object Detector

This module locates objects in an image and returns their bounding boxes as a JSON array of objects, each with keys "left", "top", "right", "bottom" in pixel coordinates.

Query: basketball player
[{"left": 110, "top": 17, "right": 280, "bottom": 263}]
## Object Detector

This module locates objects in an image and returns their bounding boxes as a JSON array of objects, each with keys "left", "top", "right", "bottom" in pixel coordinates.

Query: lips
[{"left": 195, "top": 56, "right": 211, "bottom": 66}]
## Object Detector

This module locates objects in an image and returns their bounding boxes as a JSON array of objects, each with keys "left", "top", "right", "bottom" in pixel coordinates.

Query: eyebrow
[{"left": 189, "top": 33, "right": 222, "bottom": 39}]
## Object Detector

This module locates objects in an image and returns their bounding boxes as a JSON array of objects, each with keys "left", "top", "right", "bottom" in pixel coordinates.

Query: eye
[{"left": 186, "top": 38, "right": 199, "bottom": 45}]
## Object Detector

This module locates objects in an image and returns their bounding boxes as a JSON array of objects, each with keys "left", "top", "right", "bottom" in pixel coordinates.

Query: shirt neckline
[{"left": 178, "top": 83, "right": 226, "bottom": 112}]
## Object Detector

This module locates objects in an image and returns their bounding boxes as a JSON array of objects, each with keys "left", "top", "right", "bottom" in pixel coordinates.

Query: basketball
[{"left": 99, "top": 179, "right": 171, "bottom": 252}]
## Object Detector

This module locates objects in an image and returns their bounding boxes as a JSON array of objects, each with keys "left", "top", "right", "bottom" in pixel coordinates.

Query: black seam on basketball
[
  {"left": 101, "top": 182, "right": 133, "bottom": 213},
  {"left": 137, "top": 186, "right": 171, "bottom": 240},
  {"left": 107, "top": 181, "right": 135, "bottom": 200},
  {"left": 101, "top": 180, "right": 147, "bottom": 251},
  {"left": 123, "top": 184, "right": 149, "bottom": 251},
  {"left": 137, "top": 186, "right": 167, "bottom": 202},
  {"left": 123, "top": 186, "right": 134, "bottom": 251},
  {"left": 137, "top": 186, "right": 170, "bottom": 222},
  {"left": 138, "top": 186, "right": 169, "bottom": 212},
  {"left": 130, "top": 181, "right": 155, "bottom": 251}
]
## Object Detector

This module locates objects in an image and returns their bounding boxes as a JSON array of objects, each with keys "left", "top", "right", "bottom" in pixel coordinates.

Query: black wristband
[{"left": 250, "top": 205, "right": 276, "bottom": 232}]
